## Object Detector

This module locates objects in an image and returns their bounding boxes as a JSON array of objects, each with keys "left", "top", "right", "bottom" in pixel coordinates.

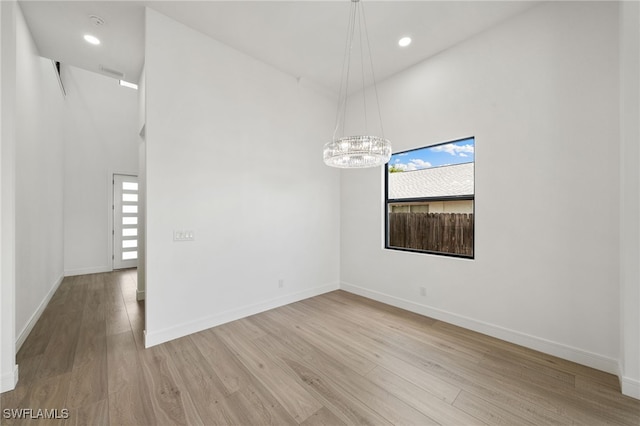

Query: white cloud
[
  {"left": 431, "top": 143, "right": 474, "bottom": 156},
  {"left": 394, "top": 158, "right": 432, "bottom": 171},
  {"left": 459, "top": 152, "right": 468, "bottom": 157},
  {"left": 410, "top": 159, "right": 431, "bottom": 169}
]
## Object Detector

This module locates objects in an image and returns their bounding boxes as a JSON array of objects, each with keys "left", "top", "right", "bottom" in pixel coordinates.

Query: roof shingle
[{"left": 389, "top": 162, "right": 474, "bottom": 199}]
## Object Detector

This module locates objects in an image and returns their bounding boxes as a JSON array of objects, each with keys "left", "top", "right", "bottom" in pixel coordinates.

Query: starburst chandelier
[{"left": 323, "top": 0, "right": 392, "bottom": 169}]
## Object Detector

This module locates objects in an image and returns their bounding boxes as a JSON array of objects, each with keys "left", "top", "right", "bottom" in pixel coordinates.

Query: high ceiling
[{"left": 18, "top": 1, "right": 540, "bottom": 93}]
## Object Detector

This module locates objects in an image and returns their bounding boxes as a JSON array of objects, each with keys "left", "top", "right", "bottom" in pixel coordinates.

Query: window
[{"left": 385, "top": 137, "right": 475, "bottom": 258}]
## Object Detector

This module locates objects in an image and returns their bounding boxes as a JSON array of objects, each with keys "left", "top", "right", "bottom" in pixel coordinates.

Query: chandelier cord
[
  {"left": 341, "top": 2, "right": 357, "bottom": 139},
  {"left": 323, "top": 0, "right": 391, "bottom": 169},
  {"left": 332, "top": 1, "right": 357, "bottom": 141},
  {"left": 358, "top": 2, "right": 368, "bottom": 134},
  {"left": 360, "top": 0, "right": 385, "bottom": 139}
]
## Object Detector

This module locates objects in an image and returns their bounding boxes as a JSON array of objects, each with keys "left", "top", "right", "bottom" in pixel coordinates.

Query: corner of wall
[
  {"left": 0, "top": 0, "right": 18, "bottom": 395},
  {"left": 136, "top": 289, "right": 145, "bottom": 301},
  {"left": 619, "top": 362, "right": 640, "bottom": 400},
  {"left": 15, "top": 274, "right": 63, "bottom": 351},
  {"left": 619, "top": 0, "right": 640, "bottom": 400},
  {"left": 0, "top": 365, "right": 18, "bottom": 393}
]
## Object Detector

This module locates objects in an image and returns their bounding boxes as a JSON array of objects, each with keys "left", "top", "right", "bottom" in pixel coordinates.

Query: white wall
[
  {"left": 0, "top": 0, "right": 18, "bottom": 393},
  {"left": 341, "top": 1, "right": 621, "bottom": 374},
  {"left": 14, "top": 2, "right": 65, "bottom": 352},
  {"left": 137, "top": 65, "right": 146, "bottom": 301},
  {"left": 144, "top": 8, "right": 340, "bottom": 346},
  {"left": 619, "top": 0, "right": 640, "bottom": 399},
  {"left": 62, "top": 65, "right": 139, "bottom": 276}
]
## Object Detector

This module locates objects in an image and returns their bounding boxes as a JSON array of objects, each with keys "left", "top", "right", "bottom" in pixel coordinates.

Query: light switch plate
[{"left": 174, "top": 230, "right": 195, "bottom": 241}]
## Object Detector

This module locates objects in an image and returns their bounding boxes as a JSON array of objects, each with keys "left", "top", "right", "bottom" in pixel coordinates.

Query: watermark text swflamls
[{"left": 3, "top": 408, "right": 69, "bottom": 420}]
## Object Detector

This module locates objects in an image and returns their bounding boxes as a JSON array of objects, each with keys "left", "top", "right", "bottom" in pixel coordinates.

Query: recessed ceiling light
[
  {"left": 398, "top": 37, "right": 412, "bottom": 47},
  {"left": 83, "top": 34, "right": 100, "bottom": 45}
]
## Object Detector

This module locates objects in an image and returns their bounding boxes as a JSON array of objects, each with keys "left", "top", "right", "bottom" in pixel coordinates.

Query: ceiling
[{"left": 18, "top": 0, "right": 541, "bottom": 94}]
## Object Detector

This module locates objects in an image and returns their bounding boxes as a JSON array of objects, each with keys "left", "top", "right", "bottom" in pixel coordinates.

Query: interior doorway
[{"left": 113, "top": 174, "right": 139, "bottom": 269}]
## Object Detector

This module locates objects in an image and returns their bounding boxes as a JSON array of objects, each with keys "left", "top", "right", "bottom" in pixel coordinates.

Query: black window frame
[{"left": 384, "top": 137, "right": 475, "bottom": 259}]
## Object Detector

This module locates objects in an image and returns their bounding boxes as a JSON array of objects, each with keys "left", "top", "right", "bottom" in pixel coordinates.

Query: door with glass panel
[{"left": 113, "top": 174, "right": 138, "bottom": 269}]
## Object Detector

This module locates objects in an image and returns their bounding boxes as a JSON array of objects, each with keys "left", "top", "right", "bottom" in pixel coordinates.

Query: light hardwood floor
[{"left": 2, "top": 270, "right": 639, "bottom": 425}]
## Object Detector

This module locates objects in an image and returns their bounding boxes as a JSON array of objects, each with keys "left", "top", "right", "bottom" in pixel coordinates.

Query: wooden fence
[{"left": 388, "top": 213, "right": 474, "bottom": 256}]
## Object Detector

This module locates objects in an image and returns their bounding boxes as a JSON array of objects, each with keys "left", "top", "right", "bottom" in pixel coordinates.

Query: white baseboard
[
  {"left": 136, "top": 289, "right": 145, "bottom": 301},
  {"left": 340, "top": 281, "right": 619, "bottom": 376},
  {"left": 64, "top": 266, "right": 111, "bottom": 277},
  {"left": 1, "top": 365, "right": 19, "bottom": 393},
  {"left": 16, "top": 274, "right": 64, "bottom": 351},
  {"left": 145, "top": 282, "right": 339, "bottom": 348},
  {"left": 619, "top": 368, "right": 640, "bottom": 399}
]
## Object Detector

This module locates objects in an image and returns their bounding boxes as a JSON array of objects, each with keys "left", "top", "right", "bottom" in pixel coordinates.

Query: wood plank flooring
[{"left": 2, "top": 270, "right": 639, "bottom": 425}]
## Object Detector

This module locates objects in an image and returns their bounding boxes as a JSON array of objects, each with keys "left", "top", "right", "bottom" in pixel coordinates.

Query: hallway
[{"left": 1, "top": 270, "right": 143, "bottom": 424}]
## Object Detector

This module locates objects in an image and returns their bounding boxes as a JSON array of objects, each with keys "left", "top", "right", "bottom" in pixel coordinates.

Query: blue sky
[{"left": 390, "top": 137, "right": 475, "bottom": 172}]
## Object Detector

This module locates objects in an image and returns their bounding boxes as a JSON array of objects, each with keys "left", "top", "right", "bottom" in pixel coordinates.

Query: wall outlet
[
  {"left": 278, "top": 279, "right": 284, "bottom": 288},
  {"left": 420, "top": 286, "right": 427, "bottom": 296},
  {"left": 174, "top": 230, "right": 195, "bottom": 241}
]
